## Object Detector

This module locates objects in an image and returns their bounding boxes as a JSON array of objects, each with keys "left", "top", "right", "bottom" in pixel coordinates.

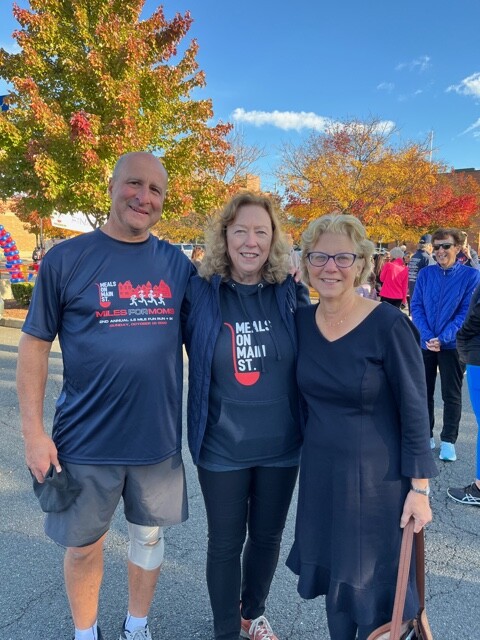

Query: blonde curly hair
[
  {"left": 199, "top": 191, "right": 291, "bottom": 283},
  {"left": 300, "top": 213, "right": 375, "bottom": 287}
]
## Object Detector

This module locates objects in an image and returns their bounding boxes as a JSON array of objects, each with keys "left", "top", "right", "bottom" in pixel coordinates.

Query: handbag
[{"left": 367, "top": 518, "right": 433, "bottom": 640}]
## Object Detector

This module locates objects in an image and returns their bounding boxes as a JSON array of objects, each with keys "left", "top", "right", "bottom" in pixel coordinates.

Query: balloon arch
[{"left": 0, "top": 225, "right": 25, "bottom": 283}]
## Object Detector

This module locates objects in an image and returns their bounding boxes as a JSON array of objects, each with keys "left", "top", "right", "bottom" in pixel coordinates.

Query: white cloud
[
  {"left": 396, "top": 55, "right": 431, "bottom": 73},
  {"left": 447, "top": 72, "right": 480, "bottom": 98},
  {"left": 377, "top": 82, "right": 395, "bottom": 92},
  {"left": 231, "top": 108, "right": 395, "bottom": 136},
  {"left": 231, "top": 108, "right": 332, "bottom": 132},
  {"left": 462, "top": 118, "right": 480, "bottom": 137},
  {"left": 351, "top": 120, "right": 396, "bottom": 135},
  {"left": 0, "top": 41, "right": 21, "bottom": 54}
]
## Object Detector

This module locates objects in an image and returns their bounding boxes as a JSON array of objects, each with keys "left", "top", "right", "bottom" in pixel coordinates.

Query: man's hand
[
  {"left": 290, "top": 266, "right": 302, "bottom": 283},
  {"left": 24, "top": 432, "right": 61, "bottom": 482}
]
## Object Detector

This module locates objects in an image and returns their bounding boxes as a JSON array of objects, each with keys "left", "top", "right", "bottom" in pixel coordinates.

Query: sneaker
[
  {"left": 447, "top": 482, "right": 480, "bottom": 506},
  {"left": 439, "top": 441, "right": 456, "bottom": 461},
  {"left": 119, "top": 619, "right": 152, "bottom": 640},
  {"left": 241, "top": 615, "right": 278, "bottom": 640},
  {"left": 430, "top": 437, "right": 436, "bottom": 450}
]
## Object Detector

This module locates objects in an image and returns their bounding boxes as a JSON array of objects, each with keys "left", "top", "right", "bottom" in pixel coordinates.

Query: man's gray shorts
[{"left": 45, "top": 452, "right": 187, "bottom": 548}]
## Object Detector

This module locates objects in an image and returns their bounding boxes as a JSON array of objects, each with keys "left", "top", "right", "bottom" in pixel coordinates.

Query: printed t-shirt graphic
[{"left": 223, "top": 320, "right": 271, "bottom": 386}]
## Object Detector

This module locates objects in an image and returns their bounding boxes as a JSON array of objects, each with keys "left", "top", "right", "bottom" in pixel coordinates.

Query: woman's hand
[
  {"left": 400, "top": 490, "right": 432, "bottom": 533},
  {"left": 425, "top": 337, "right": 441, "bottom": 352}
]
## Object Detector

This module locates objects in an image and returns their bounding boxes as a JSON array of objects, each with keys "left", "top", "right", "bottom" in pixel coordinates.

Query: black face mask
[{"left": 31, "top": 464, "right": 82, "bottom": 513}]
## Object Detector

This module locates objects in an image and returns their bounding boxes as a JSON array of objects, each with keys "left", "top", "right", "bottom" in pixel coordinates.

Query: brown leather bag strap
[
  {"left": 390, "top": 518, "right": 415, "bottom": 638},
  {"left": 415, "top": 527, "right": 426, "bottom": 608}
]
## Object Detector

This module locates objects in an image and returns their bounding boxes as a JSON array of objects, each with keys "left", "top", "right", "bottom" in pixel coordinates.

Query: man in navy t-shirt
[
  {"left": 17, "top": 152, "right": 195, "bottom": 640},
  {"left": 407, "top": 233, "right": 435, "bottom": 315}
]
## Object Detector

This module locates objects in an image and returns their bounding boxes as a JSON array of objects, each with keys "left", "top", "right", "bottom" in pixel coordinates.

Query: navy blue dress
[{"left": 286, "top": 302, "right": 437, "bottom": 626}]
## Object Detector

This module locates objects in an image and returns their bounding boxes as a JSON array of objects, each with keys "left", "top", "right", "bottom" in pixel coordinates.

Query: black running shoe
[{"left": 447, "top": 482, "right": 480, "bottom": 505}]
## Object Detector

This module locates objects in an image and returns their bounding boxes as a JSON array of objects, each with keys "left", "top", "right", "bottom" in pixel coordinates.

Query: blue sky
[{"left": 1, "top": 0, "right": 479, "bottom": 191}]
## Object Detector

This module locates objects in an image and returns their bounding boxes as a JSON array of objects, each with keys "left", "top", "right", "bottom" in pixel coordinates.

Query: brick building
[{"left": 0, "top": 201, "right": 37, "bottom": 259}]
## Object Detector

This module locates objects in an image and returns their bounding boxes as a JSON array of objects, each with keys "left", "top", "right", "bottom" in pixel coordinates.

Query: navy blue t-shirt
[{"left": 23, "top": 229, "right": 195, "bottom": 464}]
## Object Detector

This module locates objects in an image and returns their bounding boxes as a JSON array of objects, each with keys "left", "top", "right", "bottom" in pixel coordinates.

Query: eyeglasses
[
  {"left": 432, "top": 243, "right": 455, "bottom": 251},
  {"left": 306, "top": 252, "right": 358, "bottom": 268}
]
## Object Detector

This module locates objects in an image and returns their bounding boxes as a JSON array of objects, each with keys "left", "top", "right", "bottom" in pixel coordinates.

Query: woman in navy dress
[{"left": 286, "top": 214, "right": 437, "bottom": 640}]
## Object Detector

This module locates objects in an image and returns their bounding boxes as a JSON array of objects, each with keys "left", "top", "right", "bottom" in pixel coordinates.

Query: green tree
[{"left": 0, "top": 0, "right": 233, "bottom": 224}]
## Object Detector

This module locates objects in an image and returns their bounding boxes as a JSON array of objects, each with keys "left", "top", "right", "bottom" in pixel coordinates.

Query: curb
[{"left": 0, "top": 317, "right": 24, "bottom": 329}]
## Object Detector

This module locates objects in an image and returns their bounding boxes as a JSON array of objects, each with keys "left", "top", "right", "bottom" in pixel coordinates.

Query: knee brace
[{"left": 127, "top": 523, "right": 164, "bottom": 571}]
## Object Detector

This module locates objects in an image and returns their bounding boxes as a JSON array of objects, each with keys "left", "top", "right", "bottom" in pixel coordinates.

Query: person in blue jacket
[
  {"left": 411, "top": 228, "right": 480, "bottom": 462},
  {"left": 183, "top": 191, "right": 309, "bottom": 640}
]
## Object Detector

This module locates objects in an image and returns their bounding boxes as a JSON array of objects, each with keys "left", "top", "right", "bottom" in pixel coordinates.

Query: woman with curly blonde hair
[
  {"left": 199, "top": 192, "right": 291, "bottom": 284},
  {"left": 184, "top": 191, "right": 309, "bottom": 640}
]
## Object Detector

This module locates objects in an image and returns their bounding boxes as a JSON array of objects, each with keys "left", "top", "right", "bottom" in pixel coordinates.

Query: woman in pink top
[{"left": 379, "top": 247, "right": 408, "bottom": 308}]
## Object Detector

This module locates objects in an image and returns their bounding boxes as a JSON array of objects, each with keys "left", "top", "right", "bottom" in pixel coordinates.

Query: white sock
[
  {"left": 74, "top": 622, "right": 98, "bottom": 640},
  {"left": 125, "top": 612, "right": 148, "bottom": 631}
]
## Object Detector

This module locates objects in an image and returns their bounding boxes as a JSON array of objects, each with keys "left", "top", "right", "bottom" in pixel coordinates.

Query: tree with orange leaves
[
  {"left": 389, "top": 170, "right": 480, "bottom": 237},
  {"left": 279, "top": 117, "right": 479, "bottom": 242},
  {"left": 0, "top": 0, "right": 233, "bottom": 225}
]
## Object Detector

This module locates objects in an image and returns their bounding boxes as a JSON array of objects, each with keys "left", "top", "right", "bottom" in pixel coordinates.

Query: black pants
[
  {"left": 380, "top": 296, "right": 402, "bottom": 308},
  {"left": 198, "top": 465, "right": 299, "bottom": 640},
  {"left": 422, "top": 348, "right": 465, "bottom": 443},
  {"left": 326, "top": 609, "right": 388, "bottom": 640}
]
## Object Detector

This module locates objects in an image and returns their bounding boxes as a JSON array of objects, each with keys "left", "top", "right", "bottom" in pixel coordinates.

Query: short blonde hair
[
  {"left": 199, "top": 192, "right": 290, "bottom": 283},
  {"left": 300, "top": 214, "right": 375, "bottom": 287}
]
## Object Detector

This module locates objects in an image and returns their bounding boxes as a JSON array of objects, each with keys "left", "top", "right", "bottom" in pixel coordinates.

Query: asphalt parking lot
[{"left": 0, "top": 324, "right": 479, "bottom": 639}]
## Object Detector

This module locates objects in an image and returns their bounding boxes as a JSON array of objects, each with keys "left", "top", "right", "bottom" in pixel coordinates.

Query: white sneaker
[
  {"left": 240, "top": 615, "right": 278, "bottom": 640},
  {"left": 119, "top": 620, "right": 152, "bottom": 640}
]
